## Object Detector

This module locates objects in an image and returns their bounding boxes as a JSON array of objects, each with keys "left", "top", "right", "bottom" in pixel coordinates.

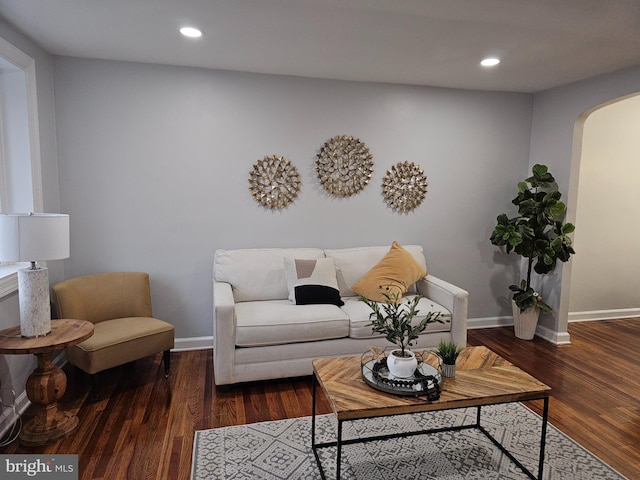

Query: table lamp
[{"left": 0, "top": 213, "right": 70, "bottom": 337}]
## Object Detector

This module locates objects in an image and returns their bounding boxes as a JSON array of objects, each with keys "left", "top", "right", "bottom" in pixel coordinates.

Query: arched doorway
[{"left": 566, "top": 93, "right": 640, "bottom": 322}]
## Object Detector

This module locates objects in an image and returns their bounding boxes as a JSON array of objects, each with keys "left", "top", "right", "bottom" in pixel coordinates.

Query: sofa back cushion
[
  {"left": 325, "top": 245, "right": 427, "bottom": 298},
  {"left": 214, "top": 248, "right": 325, "bottom": 301}
]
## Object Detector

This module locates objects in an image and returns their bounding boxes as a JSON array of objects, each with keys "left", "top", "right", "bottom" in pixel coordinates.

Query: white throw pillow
[{"left": 284, "top": 257, "right": 344, "bottom": 306}]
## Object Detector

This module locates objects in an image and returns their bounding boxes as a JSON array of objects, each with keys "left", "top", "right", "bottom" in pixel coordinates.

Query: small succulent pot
[
  {"left": 441, "top": 362, "right": 457, "bottom": 378},
  {"left": 386, "top": 349, "right": 418, "bottom": 378},
  {"left": 434, "top": 340, "right": 463, "bottom": 378}
]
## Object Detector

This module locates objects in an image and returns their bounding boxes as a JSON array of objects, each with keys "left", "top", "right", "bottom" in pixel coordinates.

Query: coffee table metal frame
[{"left": 311, "top": 350, "right": 550, "bottom": 480}]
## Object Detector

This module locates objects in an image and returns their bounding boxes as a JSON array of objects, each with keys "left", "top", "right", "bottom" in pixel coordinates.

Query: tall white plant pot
[{"left": 512, "top": 301, "right": 540, "bottom": 340}]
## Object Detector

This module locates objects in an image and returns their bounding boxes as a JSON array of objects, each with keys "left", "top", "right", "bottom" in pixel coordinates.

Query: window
[
  {"left": 0, "top": 37, "right": 43, "bottom": 296},
  {"left": 0, "top": 61, "right": 34, "bottom": 214}
]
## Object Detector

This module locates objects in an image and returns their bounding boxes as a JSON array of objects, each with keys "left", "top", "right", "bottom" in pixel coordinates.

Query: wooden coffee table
[{"left": 312, "top": 346, "right": 551, "bottom": 480}]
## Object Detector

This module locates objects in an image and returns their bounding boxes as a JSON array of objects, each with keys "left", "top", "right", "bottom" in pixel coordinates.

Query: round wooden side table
[{"left": 0, "top": 318, "right": 94, "bottom": 446}]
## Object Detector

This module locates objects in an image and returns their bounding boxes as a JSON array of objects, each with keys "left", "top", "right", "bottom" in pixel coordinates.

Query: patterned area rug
[{"left": 191, "top": 402, "right": 627, "bottom": 479}]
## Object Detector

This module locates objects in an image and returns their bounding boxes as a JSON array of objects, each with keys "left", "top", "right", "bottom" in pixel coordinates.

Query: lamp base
[{"left": 18, "top": 267, "right": 51, "bottom": 338}]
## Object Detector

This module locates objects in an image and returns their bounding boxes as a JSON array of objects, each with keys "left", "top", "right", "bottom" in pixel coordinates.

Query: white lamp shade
[{"left": 0, "top": 213, "right": 70, "bottom": 262}]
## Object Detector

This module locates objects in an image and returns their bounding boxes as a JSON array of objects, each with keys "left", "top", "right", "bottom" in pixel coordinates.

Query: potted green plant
[
  {"left": 361, "top": 286, "right": 442, "bottom": 378},
  {"left": 434, "top": 339, "right": 463, "bottom": 377},
  {"left": 490, "top": 164, "right": 575, "bottom": 339}
]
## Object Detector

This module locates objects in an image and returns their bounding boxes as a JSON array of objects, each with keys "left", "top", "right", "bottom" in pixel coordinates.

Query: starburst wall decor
[
  {"left": 248, "top": 155, "right": 301, "bottom": 210},
  {"left": 315, "top": 135, "right": 374, "bottom": 197},
  {"left": 381, "top": 161, "right": 429, "bottom": 212}
]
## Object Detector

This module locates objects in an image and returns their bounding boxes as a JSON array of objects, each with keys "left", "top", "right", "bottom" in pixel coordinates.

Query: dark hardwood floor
[{"left": 0, "top": 318, "right": 638, "bottom": 479}]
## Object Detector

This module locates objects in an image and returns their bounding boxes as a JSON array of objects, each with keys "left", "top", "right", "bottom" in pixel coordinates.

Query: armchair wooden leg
[
  {"left": 163, "top": 350, "right": 170, "bottom": 378},
  {"left": 89, "top": 373, "right": 99, "bottom": 401}
]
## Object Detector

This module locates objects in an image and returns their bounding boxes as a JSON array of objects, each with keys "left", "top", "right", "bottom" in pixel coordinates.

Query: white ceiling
[{"left": 1, "top": 0, "right": 640, "bottom": 93}]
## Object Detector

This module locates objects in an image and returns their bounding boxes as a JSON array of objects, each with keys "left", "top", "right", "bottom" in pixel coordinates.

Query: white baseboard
[
  {"left": 535, "top": 323, "right": 571, "bottom": 345},
  {"left": 467, "top": 316, "right": 513, "bottom": 329},
  {"left": 173, "top": 336, "right": 213, "bottom": 351},
  {"left": 568, "top": 308, "right": 640, "bottom": 323},
  {"left": 467, "top": 316, "right": 571, "bottom": 345}
]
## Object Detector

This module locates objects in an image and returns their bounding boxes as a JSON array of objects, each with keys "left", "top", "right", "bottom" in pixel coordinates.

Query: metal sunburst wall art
[
  {"left": 248, "top": 155, "right": 301, "bottom": 210},
  {"left": 315, "top": 135, "right": 374, "bottom": 197},
  {"left": 382, "top": 161, "right": 429, "bottom": 213}
]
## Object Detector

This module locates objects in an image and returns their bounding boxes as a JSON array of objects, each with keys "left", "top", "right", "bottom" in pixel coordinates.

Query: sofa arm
[
  {"left": 416, "top": 275, "right": 468, "bottom": 348},
  {"left": 213, "top": 281, "right": 237, "bottom": 385}
]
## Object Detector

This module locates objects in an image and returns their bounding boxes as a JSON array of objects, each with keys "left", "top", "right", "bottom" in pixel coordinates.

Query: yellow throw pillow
[{"left": 351, "top": 241, "right": 427, "bottom": 302}]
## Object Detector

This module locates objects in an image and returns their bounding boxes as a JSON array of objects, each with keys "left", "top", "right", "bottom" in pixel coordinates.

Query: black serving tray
[{"left": 361, "top": 350, "right": 442, "bottom": 400}]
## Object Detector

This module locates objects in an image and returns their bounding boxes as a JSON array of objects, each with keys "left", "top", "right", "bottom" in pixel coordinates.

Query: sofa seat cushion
[
  {"left": 235, "top": 300, "right": 350, "bottom": 347},
  {"left": 341, "top": 295, "right": 452, "bottom": 339}
]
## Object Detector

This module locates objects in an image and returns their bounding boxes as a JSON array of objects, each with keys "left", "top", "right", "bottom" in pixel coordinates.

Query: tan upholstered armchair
[{"left": 52, "top": 272, "right": 174, "bottom": 378}]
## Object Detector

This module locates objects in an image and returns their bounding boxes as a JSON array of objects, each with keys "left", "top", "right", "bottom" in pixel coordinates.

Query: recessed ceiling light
[
  {"left": 481, "top": 58, "right": 500, "bottom": 67},
  {"left": 180, "top": 27, "right": 203, "bottom": 38}
]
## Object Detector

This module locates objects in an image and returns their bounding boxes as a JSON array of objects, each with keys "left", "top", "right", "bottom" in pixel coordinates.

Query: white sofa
[{"left": 213, "top": 245, "right": 468, "bottom": 385}]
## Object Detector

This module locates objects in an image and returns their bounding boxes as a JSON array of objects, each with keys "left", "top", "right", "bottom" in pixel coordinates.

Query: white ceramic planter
[
  {"left": 387, "top": 349, "right": 418, "bottom": 378},
  {"left": 512, "top": 301, "right": 540, "bottom": 340}
]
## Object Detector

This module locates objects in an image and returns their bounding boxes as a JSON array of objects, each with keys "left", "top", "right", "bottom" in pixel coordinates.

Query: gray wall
[{"left": 53, "top": 57, "right": 534, "bottom": 340}]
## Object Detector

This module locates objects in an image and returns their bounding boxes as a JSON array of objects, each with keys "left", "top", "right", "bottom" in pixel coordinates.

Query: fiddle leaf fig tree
[{"left": 490, "top": 164, "right": 575, "bottom": 313}]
